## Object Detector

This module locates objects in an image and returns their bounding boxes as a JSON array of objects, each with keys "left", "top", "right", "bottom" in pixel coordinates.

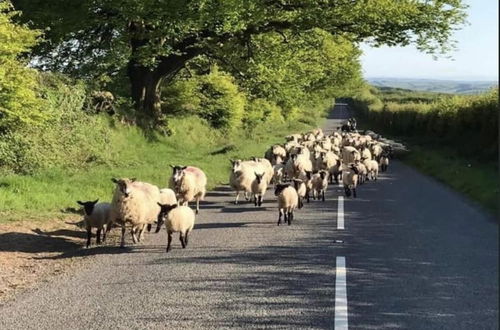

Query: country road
[{"left": 0, "top": 104, "right": 497, "bottom": 330}]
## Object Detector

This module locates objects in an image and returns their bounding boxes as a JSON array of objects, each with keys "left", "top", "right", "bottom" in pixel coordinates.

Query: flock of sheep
[{"left": 77, "top": 118, "right": 394, "bottom": 252}]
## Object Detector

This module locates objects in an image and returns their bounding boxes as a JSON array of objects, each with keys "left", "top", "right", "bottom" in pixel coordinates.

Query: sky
[{"left": 360, "top": 0, "right": 499, "bottom": 81}]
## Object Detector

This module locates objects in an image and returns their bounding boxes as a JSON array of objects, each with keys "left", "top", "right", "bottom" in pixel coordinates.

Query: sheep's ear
[
  {"left": 169, "top": 164, "right": 175, "bottom": 168},
  {"left": 181, "top": 166, "right": 187, "bottom": 170},
  {"left": 77, "top": 201, "right": 84, "bottom": 205},
  {"left": 91, "top": 199, "right": 99, "bottom": 205},
  {"left": 157, "top": 202, "right": 166, "bottom": 208},
  {"left": 111, "top": 178, "right": 118, "bottom": 183},
  {"left": 130, "top": 178, "right": 137, "bottom": 182}
]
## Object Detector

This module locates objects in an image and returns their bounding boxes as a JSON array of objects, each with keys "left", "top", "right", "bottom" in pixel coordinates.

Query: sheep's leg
[
  {"left": 277, "top": 210, "right": 282, "bottom": 226},
  {"left": 244, "top": 191, "right": 250, "bottom": 201},
  {"left": 96, "top": 228, "right": 102, "bottom": 245},
  {"left": 120, "top": 225, "right": 126, "bottom": 248},
  {"left": 86, "top": 226, "right": 92, "bottom": 248},
  {"left": 147, "top": 224, "right": 152, "bottom": 232},
  {"left": 322, "top": 190, "right": 325, "bottom": 202},
  {"left": 196, "top": 197, "right": 200, "bottom": 214},
  {"left": 258, "top": 195, "right": 262, "bottom": 207},
  {"left": 353, "top": 187, "right": 357, "bottom": 198},
  {"left": 184, "top": 230, "right": 190, "bottom": 247},
  {"left": 155, "top": 219, "right": 163, "bottom": 233},
  {"left": 288, "top": 211, "right": 293, "bottom": 225},
  {"left": 102, "top": 226, "right": 107, "bottom": 242},
  {"left": 254, "top": 194, "right": 258, "bottom": 206},
  {"left": 166, "top": 231, "right": 173, "bottom": 252},
  {"left": 180, "top": 233, "right": 186, "bottom": 249},
  {"left": 131, "top": 227, "right": 138, "bottom": 244},
  {"left": 137, "top": 224, "right": 146, "bottom": 242},
  {"left": 235, "top": 191, "right": 240, "bottom": 204},
  {"left": 306, "top": 190, "right": 310, "bottom": 203}
]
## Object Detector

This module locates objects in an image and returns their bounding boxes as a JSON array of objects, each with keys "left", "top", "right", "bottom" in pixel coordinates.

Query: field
[{"left": 368, "top": 77, "right": 498, "bottom": 94}]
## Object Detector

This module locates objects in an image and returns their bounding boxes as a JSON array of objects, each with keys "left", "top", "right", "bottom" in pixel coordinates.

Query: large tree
[{"left": 12, "top": 0, "right": 467, "bottom": 119}]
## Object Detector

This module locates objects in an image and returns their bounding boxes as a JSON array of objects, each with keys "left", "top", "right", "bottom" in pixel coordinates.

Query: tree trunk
[{"left": 128, "top": 62, "right": 163, "bottom": 120}]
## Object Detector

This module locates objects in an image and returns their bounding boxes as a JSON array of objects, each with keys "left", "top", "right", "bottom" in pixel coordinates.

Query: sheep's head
[
  {"left": 254, "top": 172, "right": 264, "bottom": 184},
  {"left": 111, "top": 178, "right": 136, "bottom": 198},
  {"left": 170, "top": 165, "right": 187, "bottom": 183},
  {"left": 230, "top": 159, "right": 242, "bottom": 172},
  {"left": 319, "top": 170, "right": 328, "bottom": 180},
  {"left": 292, "top": 179, "right": 303, "bottom": 190},
  {"left": 274, "top": 184, "right": 289, "bottom": 196},
  {"left": 77, "top": 199, "right": 99, "bottom": 216},
  {"left": 350, "top": 165, "right": 359, "bottom": 175},
  {"left": 305, "top": 170, "right": 312, "bottom": 180},
  {"left": 157, "top": 202, "right": 178, "bottom": 228}
]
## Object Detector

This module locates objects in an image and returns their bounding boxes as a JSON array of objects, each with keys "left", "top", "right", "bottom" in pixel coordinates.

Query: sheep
[
  {"left": 169, "top": 165, "right": 207, "bottom": 214},
  {"left": 379, "top": 153, "right": 390, "bottom": 172},
  {"left": 297, "top": 170, "right": 313, "bottom": 203},
  {"left": 274, "top": 184, "right": 299, "bottom": 226},
  {"left": 157, "top": 203, "right": 195, "bottom": 253},
  {"left": 293, "top": 151, "right": 313, "bottom": 177},
  {"left": 251, "top": 157, "right": 274, "bottom": 184},
  {"left": 328, "top": 159, "right": 343, "bottom": 184},
  {"left": 311, "top": 170, "right": 329, "bottom": 202},
  {"left": 342, "top": 165, "right": 359, "bottom": 198},
  {"left": 361, "top": 147, "right": 372, "bottom": 160},
  {"left": 251, "top": 172, "right": 268, "bottom": 207},
  {"left": 229, "top": 159, "right": 254, "bottom": 204},
  {"left": 151, "top": 188, "right": 178, "bottom": 233},
  {"left": 353, "top": 160, "right": 368, "bottom": 184},
  {"left": 76, "top": 199, "right": 112, "bottom": 248},
  {"left": 292, "top": 179, "right": 306, "bottom": 209},
  {"left": 363, "top": 158, "right": 379, "bottom": 181},
  {"left": 110, "top": 178, "right": 161, "bottom": 248},
  {"left": 341, "top": 146, "right": 361, "bottom": 164},
  {"left": 370, "top": 143, "right": 384, "bottom": 161},
  {"left": 271, "top": 145, "right": 287, "bottom": 165}
]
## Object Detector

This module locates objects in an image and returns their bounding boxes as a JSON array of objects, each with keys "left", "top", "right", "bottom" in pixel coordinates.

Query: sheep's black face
[
  {"left": 77, "top": 199, "right": 99, "bottom": 216},
  {"left": 231, "top": 160, "right": 242, "bottom": 172},
  {"left": 319, "top": 171, "right": 327, "bottom": 180},
  {"left": 350, "top": 166, "right": 359, "bottom": 175},
  {"left": 274, "top": 184, "right": 289, "bottom": 196},
  {"left": 171, "top": 165, "right": 187, "bottom": 183},
  {"left": 292, "top": 179, "right": 302, "bottom": 190}
]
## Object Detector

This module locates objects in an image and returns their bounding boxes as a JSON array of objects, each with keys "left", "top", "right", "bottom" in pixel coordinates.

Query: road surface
[{"left": 0, "top": 104, "right": 497, "bottom": 329}]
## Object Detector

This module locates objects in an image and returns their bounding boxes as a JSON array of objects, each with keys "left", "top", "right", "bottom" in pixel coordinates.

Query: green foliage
[
  {"left": 0, "top": 1, "right": 45, "bottom": 129},
  {"left": 0, "top": 73, "right": 111, "bottom": 174},
  {"left": 351, "top": 86, "right": 499, "bottom": 161}
]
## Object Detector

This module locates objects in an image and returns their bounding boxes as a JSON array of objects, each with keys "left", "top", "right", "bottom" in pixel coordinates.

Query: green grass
[
  {"left": 400, "top": 142, "right": 498, "bottom": 216},
  {"left": 0, "top": 115, "right": 322, "bottom": 223}
]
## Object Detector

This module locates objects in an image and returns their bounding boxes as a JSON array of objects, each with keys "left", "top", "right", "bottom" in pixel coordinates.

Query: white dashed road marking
[
  {"left": 337, "top": 196, "right": 344, "bottom": 230},
  {"left": 335, "top": 256, "right": 348, "bottom": 329}
]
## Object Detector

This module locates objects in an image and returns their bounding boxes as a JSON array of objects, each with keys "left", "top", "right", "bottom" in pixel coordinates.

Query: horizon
[
  {"left": 361, "top": 0, "right": 499, "bottom": 82},
  {"left": 365, "top": 76, "right": 499, "bottom": 83}
]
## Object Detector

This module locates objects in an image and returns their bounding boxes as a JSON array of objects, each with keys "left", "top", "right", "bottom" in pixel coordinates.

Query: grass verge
[{"left": 0, "top": 116, "right": 322, "bottom": 223}]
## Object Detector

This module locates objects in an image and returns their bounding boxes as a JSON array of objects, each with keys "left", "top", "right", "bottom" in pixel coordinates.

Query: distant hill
[{"left": 367, "top": 77, "right": 498, "bottom": 94}]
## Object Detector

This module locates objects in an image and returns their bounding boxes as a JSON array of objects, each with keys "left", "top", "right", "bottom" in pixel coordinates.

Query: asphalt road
[{"left": 0, "top": 104, "right": 497, "bottom": 330}]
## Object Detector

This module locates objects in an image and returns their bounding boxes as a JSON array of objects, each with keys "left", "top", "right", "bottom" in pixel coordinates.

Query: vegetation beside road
[{"left": 350, "top": 86, "right": 499, "bottom": 215}]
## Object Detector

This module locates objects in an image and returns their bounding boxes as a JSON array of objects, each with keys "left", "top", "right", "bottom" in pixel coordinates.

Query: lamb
[
  {"left": 274, "top": 184, "right": 299, "bottom": 226},
  {"left": 77, "top": 199, "right": 112, "bottom": 248},
  {"left": 379, "top": 153, "right": 389, "bottom": 172},
  {"left": 292, "top": 179, "right": 306, "bottom": 209},
  {"left": 363, "top": 158, "right": 379, "bottom": 181},
  {"left": 229, "top": 159, "right": 254, "bottom": 204},
  {"left": 169, "top": 165, "right": 207, "bottom": 214},
  {"left": 157, "top": 203, "right": 195, "bottom": 253},
  {"left": 353, "top": 160, "right": 368, "bottom": 184},
  {"left": 110, "top": 178, "right": 161, "bottom": 248},
  {"left": 251, "top": 172, "right": 268, "bottom": 207},
  {"left": 311, "top": 170, "right": 329, "bottom": 202},
  {"left": 151, "top": 188, "right": 178, "bottom": 233},
  {"left": 342, "top": 165, "right": 359, "bottom": 198},
  {"left": 251, "top": 157, "right": 274, "bottom": 184}
]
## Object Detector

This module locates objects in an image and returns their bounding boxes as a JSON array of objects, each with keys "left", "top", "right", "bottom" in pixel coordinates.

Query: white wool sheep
[
  {"left": 370, "top": 143, "right": 383, "bottom": 161},
  {"left": 363, "top": 158, "right": 379, "bottom": 181},
  {"left": 230, "top": 160, "right": 254, "bottom": 204},
  {"left": 77, "top": 199, "right": 112, "bottom": 248},
  {"left": 251, "top": 172, "right": 268, "bottom": 207},
  {"left": 311, "top": 170, "right": 329, "bottom": 202},
  {"left": 169, "top": 165, "right": 207, "bottom": 214},
  {"left": 361, "top": 147, "right": 372, "bottom": 160},
  {"left": 274, "top": 184, "right": 299, "bottom": 226},
  {"left": 157, "top": 204, "right": 195, "bottom": 252},
  {"left": 342, "top": 146, "right": 361, "bottom": 164},
  {"left": 110, "top": 178, "right": 161, "bottom": 248},
  {"left": 353, "top": 160, "right": 367, "bottom": 184},
  {"left": 342, "top": 165, "right": 359, "bottom": 198}
]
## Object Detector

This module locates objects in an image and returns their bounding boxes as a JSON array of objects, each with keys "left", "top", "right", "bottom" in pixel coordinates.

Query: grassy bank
[
  {"left": 351, "top": 86, "right": 499, "bottom": 216},
  {"left": 0, "top": 116, "right": 321, "bottom": 223}
]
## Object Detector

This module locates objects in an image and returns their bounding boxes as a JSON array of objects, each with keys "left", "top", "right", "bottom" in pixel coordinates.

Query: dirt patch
[{"left": 0, "top": 217, "right": 121, "bottom": 303}]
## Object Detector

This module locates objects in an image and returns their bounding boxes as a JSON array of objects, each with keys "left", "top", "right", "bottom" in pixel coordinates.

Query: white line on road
[
  {"left": 337, "top": 196, "right": 344, "bottom": 230},
  {"left": 335, "top": 256, "right": 348, "bottom": 330}
]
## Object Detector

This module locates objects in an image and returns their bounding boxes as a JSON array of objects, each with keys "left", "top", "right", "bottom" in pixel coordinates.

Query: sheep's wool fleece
[
  {"left": 166, "top": 206, "right": 195, "bottom": 233},
  {"left": 111, "top": 181, "right": 161, "bottom": 226}
]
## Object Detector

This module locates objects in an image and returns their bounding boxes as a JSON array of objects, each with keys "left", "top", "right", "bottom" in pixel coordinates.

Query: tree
[
  {"left": 12, "top": 0, "right": 467, "bottom": 121},
  {"left": 0, "top": 1, "right": 45, "bottom": 131}
]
